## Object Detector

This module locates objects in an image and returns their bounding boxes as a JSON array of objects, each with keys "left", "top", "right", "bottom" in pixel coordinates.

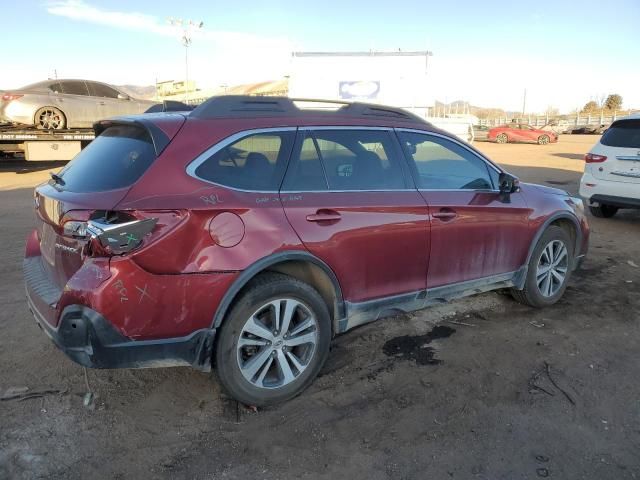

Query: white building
[{"left": 288, "top": 51, "right": 473, "bottom": 142}]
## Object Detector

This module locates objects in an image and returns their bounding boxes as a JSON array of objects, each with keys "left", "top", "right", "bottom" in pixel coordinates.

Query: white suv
[{"left": 580, "top": 114, "right": 640, "bottom": 218}]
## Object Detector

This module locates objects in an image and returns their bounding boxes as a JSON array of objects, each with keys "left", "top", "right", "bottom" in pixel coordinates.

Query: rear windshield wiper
[{"left": 49, "top": 172, "right": 66, "bottom": 186}]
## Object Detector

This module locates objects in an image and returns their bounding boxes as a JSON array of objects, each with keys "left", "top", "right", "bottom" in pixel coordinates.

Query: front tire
[
  {"left": 215, "top": 273, "right": 331, "bottom": 406},
  {"left": 538, "top": 134, "right": 550, "bottom": 145},
  {"left": 511, "top": 226, "right": 573, "bottom": 308},
  {"left": 496, "top": 133, "right": 508, "bottom": 144},
  {"left": 589, "top": 204, "right": 618, "bottom": 218}
]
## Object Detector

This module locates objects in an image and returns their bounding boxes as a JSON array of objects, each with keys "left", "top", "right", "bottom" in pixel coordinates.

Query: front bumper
[{"left": 26, "top": 289, "right": 216, "bottom": 371}]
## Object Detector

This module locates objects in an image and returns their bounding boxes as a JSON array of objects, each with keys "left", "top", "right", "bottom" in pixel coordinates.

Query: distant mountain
[{"left": 117, "top": 84, "right": 156, "bottom": 100}]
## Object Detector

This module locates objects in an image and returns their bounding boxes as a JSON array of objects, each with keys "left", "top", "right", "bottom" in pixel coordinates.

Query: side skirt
[{"left": 337, "top": 268, "right": 526, "bottom": 333}]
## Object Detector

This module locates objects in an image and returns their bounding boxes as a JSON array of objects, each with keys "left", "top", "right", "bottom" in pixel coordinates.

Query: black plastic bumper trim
[
  {"left": 590, "top": 194, "right": 640, "bottom": 210},
  {"left": 26, "top": 292, "right": 214, "bottom": 371}
]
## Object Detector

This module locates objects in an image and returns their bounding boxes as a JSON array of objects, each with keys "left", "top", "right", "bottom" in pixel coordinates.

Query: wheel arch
[
  {"left": 34, "top": 105, "right": 67, "bottom": 128},
  {"left": 520, "top": 212, "right": 582, "bottom": 289},
  {"left": 211, "top": 251, "right": 345, "bottom": 334}
]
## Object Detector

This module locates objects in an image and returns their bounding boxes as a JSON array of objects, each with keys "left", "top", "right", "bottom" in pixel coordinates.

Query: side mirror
[
  {"left": 404, "top": 142, "right": 417, "bottom": 155},
  {"left": 498, "top": 172, "right": 519, "bottom": 201},
  {"left": 117, "top": 93, "right": 130, "bottom": 100}
]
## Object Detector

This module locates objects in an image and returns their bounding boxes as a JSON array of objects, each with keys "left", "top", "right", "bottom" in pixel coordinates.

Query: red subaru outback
[{"left": 24, "top": 96, "right": 589, "bottom": 405}]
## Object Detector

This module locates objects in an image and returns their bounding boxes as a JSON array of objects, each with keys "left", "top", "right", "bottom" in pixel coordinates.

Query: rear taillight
[
  {"left": 87, "top": 216, "right": 157, "bottom": 255},
  {"left": 61, "top": 211, "right": 156, "bottom": 256},
  {"left": 63, "top": 220, "right": 89, "bottom": 238},
  {"left": 585, "top": 153, "right": 607, "bottom": 163},
  {"left": 1, "top": 94, "right": 23, "bottom": 101},
  {"left": 61, "top": 210, "right": 183, "bottom": 257}
]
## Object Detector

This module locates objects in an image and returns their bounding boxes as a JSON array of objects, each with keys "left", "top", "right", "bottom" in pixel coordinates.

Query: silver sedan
[{"left": 0, "top": 79, "right": 157, "bottom": 129}]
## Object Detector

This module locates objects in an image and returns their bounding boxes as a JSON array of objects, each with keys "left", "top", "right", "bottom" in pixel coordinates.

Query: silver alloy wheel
[
  {"left": 38, "top": 108, "right": 63, "bottom": 129},
  {"left": 496, "top": 133, "right": 507, "bottom": 144},
  {"left": 539, "top": 135, "right": 550, "bottom": 145},
  {"left": 237, "top": 298, "right": 318, "bottom": 389},
  {"left": 536, "top": 239, "right": 568, "bottom": 297}
]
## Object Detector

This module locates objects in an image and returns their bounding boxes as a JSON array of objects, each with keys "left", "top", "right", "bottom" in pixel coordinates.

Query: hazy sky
[{"left": 3, "top": 0, "right": 639, "bottom": 113}]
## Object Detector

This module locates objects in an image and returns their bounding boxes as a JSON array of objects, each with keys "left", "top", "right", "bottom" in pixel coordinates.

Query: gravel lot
[{"left": 1, "top": 135, "right": 639, "bottom": 479}]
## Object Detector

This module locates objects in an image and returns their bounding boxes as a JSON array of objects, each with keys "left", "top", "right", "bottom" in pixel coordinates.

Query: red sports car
[{"left": 488, "top": 124, "right": 558, "bottom": 145}]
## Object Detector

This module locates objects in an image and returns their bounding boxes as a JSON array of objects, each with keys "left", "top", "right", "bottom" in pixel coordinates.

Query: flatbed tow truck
[
  {"left": 0, "top": 124, "right": 94, "bottom": 161},
  {"left": 0, "top": 100, "right": 194, "bottom": 161}
]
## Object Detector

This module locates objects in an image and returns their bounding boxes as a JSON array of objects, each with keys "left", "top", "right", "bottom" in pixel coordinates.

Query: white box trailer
[{"left": 288, "top": 51, "right": 473, "bottom": 142}]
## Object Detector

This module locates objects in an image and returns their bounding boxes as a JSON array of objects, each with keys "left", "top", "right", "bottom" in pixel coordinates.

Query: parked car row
[
  {"left": 0, "top": 79, "right": 157, "bottom": 129},
  {"left": 24, "top": 96, "right": 589, "bottom": 406},
  {"left": 566, "top": 124, "right": 609, "bottom": 135}
]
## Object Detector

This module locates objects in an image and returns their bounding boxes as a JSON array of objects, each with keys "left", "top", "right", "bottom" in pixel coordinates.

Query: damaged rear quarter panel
[{"left": 59, "top": 257, "right": 238, "bottom": 339}]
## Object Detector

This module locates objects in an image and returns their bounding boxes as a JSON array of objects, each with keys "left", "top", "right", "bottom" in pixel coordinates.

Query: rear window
[
  {"left": 601, "top": 120, "right": 640, "bottom": 148},
  {"left": 57, "top": 125, "right": 156, "bottom": 192}
]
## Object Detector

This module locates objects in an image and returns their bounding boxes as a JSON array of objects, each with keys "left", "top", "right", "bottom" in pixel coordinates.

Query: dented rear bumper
[{"left": 26, "top": 290, "right": 215, "bottom": 371}]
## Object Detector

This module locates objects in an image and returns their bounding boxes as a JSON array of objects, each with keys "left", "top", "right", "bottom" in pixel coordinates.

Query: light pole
[{"left": 168, "top": 18, "right": 203, "bottom": 104}]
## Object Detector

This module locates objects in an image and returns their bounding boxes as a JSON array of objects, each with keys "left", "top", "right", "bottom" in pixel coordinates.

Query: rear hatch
[
  {"left": 32, "top": 120, "right": 179, "bottom": 298},
  {"left": 591, "top": 119, "right": 640, "bottom": 184}
]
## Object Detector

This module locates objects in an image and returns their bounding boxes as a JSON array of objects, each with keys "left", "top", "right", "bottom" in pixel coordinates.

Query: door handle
[
  {"left": 306, "top": 209, "right": 341, "bottom": 222},
  {"left": 432, "top": 209, "right": 457, "bottom": 221}
]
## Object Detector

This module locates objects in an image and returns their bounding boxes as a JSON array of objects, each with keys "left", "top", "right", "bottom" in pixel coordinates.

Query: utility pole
[
  {"left": 168, "top": 17, "right": 204, "bottom": 104},
  {"left": 522, "top": 88, "right": 527, "bottom": 117}
]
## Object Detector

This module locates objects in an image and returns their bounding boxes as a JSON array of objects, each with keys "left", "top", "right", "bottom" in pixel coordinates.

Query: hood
[{"left": 522, "top": 182, "right": 569, "bottom": 197}]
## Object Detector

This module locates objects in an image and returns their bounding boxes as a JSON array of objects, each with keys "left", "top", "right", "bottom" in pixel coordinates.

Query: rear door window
[
  {"left": 60, "top": 81, "right": 90, "bottom": 96},
  {"left": 87, "top": 82, "right": 121, "bottom": 99},
  {"left": 294, "top": 129, "right": 406, "bottom": 191},
  {"left": 600, "top": 120, "right": 640, "bottom": 148},
  {"left": 193, "top": 131, "right": 295, "bottom": 191},
  {"left": 57, "top": 125, "right": 156, "bottom": 192},
  {"left": 282, "top": 134, "right": 328, "bottom": 191}
]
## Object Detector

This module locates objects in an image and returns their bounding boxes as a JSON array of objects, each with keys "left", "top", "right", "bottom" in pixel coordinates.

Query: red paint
[
  {"left": 282, "top": 191, "right": 429, "bottom": 302},
  {"left": 208, "top": 212, "right": 245, "bottom": 248},
  {"left": 26, "top": 111, "right": 589, "bottom": 344},
  {"left": 58, "top": 258, "right": 237, "bottom": 338},
  {"left": 421, "top": 190, "right": 531, "bottom": 287}
]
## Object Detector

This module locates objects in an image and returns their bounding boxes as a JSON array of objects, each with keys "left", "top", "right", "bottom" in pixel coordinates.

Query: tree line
[{"left": 582, "top": 94, "right": 622, "bottom": 114}]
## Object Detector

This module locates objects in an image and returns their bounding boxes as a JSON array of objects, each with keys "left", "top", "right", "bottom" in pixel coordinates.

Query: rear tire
[
  {"left": 496, "top": 133, "right": 508, "bottom": 144},
  {"left": 215, "top": 273, "right": 331, "bottom": 406},
  {"left": 35, "top": 107, "right": 66, "bottom": 130},
  {"left": 538, "top": 134, "right": 550, "bottom": 145},
  {"left": 511, "top": 226, "right": 573, "bottom": 308},
  {"left": 589, "top": 204, "right": 618, "bottom": 218}
]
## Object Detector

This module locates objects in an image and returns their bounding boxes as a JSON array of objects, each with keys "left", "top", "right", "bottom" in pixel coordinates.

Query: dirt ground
[{"left": 1, "top": 135, "right": 639, "bottom": 479}]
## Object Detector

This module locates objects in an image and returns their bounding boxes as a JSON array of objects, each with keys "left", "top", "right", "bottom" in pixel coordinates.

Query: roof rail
[{"left": 189, "top": 95, "right": 428, "bottom": 124}]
